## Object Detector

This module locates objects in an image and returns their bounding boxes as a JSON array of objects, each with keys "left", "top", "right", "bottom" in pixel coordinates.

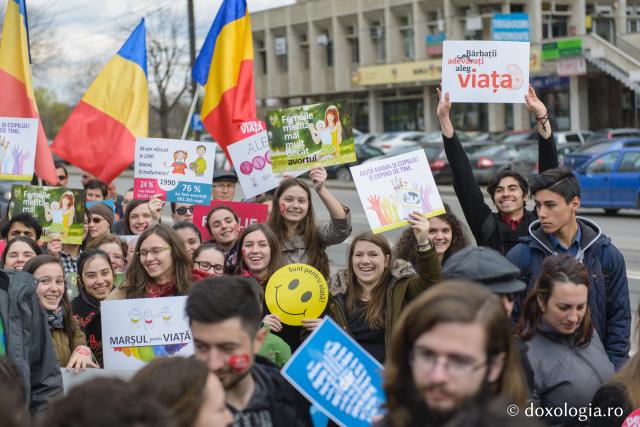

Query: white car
[
  {"left": 554, "top": 130, "right": 594, "bottom": 145},
  {"left": 367, "top": 131, "right": 425, "bottom": 153}
]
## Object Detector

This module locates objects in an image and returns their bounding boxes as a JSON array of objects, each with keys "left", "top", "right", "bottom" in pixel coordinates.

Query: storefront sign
[
  {"left": 441, "top": 40, "right": 530, "bottom": 103},
  {"left": 492, "top": 13, "right": 530, "bottom": 41},
  {"left": 353, "top": 60, "right": 441, "bottom": 86},
  {"left": 542, "top": 38, "right": 583, "bottom": 60},
  {"left": 557, "top": 57, "right": 587, "bottom": 76},
  {"left": 531, "top": 75, "right": 570, "bottom": 90}
]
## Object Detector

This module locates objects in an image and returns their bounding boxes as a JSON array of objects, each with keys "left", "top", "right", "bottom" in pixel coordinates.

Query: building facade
[{"left": 251, "top": 0, "right": 640, "bottom": 133}]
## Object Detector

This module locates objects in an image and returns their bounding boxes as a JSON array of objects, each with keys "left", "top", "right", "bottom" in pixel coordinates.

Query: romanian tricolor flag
[
  {"left": 193, "top": 0, "right": 256, "bottom": 159},
  {"left": 0, "top": 0, "right": 56, "bottom": 183},
  {"left": 52, "top": 19, "right": 148, "bottom": 184}
]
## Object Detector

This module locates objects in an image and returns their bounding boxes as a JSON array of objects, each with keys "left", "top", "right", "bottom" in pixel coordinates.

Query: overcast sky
[{"left": 1, "top": 0, "right": 295, "bottom": 100}]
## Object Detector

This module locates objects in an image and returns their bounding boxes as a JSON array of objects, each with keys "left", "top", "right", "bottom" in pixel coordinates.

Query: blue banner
[
  {"left": 166, "top": 182, "right": 211, "bottom": 205},
  {"left": 281, "top": 318, "right": 386, "bottom": 427},
  {"left": 492, "top": 13, "right": 530, "bottom": 41}
]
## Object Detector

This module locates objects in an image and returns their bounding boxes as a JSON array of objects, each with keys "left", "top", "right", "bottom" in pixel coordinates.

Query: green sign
[{"left": 542, "top": 38, "right": 583, "bottom": 60}]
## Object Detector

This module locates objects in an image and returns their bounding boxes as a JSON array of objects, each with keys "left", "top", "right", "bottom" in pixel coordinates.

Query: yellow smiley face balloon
[{"left": 265, "top": 264, "right": 329, "bottom": 326}]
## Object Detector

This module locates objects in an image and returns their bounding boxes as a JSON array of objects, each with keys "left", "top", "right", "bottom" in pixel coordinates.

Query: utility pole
[{"left": 187, "top": 0, "right": 201, "bottom": 140}]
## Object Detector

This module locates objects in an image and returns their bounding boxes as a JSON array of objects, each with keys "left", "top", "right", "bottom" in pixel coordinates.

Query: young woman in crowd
[
  {"left": 191, "top": 244, "right": 225, "bottom": 281},
  {"left": 172, "top": 221, "right": 202, "bottom": 258},
  {"left": 2, "top": 236, "right": 41, "bottom": 270},
  {"left": 23, "top": 255, "right": 98, "bottom": 371},
  {"left": 591, "top": 301, "right": 640, "bottom": 426},
  {"left": 72, "top": 249, "right": 115, "bottom": 367},
  {"left": 122, "top": 197, "right": 163, "bottom": 236},
  {"left": 132, "top": 357, "right": 233, "bottom": 427},
  {"left": 394, "top": 203, "right": 470, "bottom": 267},
  {"left": 205, "top": 206, "right": 241, "bottom": 273},
  {"left": 316, "top": 213, "right": 441, "bottom": 363},
  {"left": 108, "top": 224, "right": 192, "bottom": 300},
  {"left": 126, "top": 236, "right": 139, "bottom": 270},
  {"left": 267, "top": 167, "right": 350, "bottom": 279},
  {"left": 515, "top": 254, "right": 614, "bottom": 425},
  {"left": 87, "top": 233, "right": 128, "bottom": 273}
]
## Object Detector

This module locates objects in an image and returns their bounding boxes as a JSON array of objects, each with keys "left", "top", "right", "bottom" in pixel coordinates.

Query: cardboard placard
[{"left": 0, "top": 117, "right": 37, "bottom": 181}]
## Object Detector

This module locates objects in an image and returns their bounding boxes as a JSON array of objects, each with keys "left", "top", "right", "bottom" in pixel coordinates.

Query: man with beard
[
  {"left": 376, "top": 281, "right": 528, "bottom": 427},
  {"left": 186, "top": 276, "right": 311, "bottom": 427},
  {"left": 438, "top": 86, "right": 558, "bottom": 255}
]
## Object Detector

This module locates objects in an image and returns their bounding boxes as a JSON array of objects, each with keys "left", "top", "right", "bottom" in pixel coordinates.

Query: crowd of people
[{"left": 0, "top": 86, "right": 637, "bottom": 427}]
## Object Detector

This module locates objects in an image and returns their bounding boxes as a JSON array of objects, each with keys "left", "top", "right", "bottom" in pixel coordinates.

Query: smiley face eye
[
  {"left": 288, "top": 279, "right": 299, "bottom": 290},
  {"left": 300, "top": 291, "right": 312, "bottom": 302}
]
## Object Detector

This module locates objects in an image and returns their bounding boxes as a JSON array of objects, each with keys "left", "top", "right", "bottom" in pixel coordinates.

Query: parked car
[
  {"left": 326, "top": 143, "right": 384, "bottom": 181},
  {"left": 494, "top": 130, "right": 537, "bottom": 144},
  {"left": 469, "top": 141, "right": 536, "bottom": 184},
  {"left": 587, "top": 128, "right": 640, "bottom": 142},
  {"left": 575, "top": 147, "right": 640, "bottom": 214},
  {"left": 511, "top": 142, "right": 583, "bottom": 182},
  {"left": 367, "top": 131, "right": 425, "bottom": 153},
  {"left": 554, "top": 130, "right": 594, "bottom": 144},
  {"left": 562, "top": 138, "right": 640, "bottom": 170}
]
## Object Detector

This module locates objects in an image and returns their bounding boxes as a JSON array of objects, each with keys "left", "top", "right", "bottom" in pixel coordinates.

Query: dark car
[
  {"left": 421, "top": 140, "right": 493, "bottom": 185},
  {"left": 562, "top": 138, "right": 640, "bottom": 170},
  {"left": 326, "top": 143, "right": 384, "bottom": 181},
  {"left": 469, "top": 141, "right": 536, "bottom": 185},
  {"left": 511, "top": 142, "right": 582, "bottom": 182},
  {"left": 575, "top": 147, "right": 640, "bottom": 214},
  {"left": 587, "top": 128, "right": 640, "bottom": 142}
]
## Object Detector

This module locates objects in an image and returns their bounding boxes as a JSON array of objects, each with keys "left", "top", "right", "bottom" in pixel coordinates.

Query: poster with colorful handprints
[
  {"left": 441, "top": 40, "right": 530, "bottom": 103},
  {"left": 101, "top": 296, "right": 193, "bottom": 370},
  {"left": 0, "top": 117, "right": 38, "bottom": 180},
  {"left": 266, "top": 100, "right": 356, "bottom": 173},
  {"left": 134, "top": 138, "right": 216, "bottom": 205},
  {"left": 227, "top": 130, "right": 306, "bottom": 199},
  {"left": 350, "top": 150, "right": 446, "bottom": 234},
  {"left": 11, "top": 185, "right": 86, "bottom": 244}
]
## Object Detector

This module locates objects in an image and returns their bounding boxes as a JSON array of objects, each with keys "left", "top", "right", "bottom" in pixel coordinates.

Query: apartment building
[{"left": 251, "top": 0, "right": 640, "bottom": 133}]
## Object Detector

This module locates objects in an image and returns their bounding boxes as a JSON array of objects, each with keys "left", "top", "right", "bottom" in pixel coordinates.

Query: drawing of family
[
  {"left": 163, "top": 145, "right": 208, "bottom": 177},
  {"left": 44, "top": 191, "right": 76, "bottom": 238}
]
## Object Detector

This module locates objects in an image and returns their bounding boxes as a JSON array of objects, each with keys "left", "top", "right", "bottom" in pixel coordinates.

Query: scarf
[
  {"left": 44, "top": 306, "right": 65, "bottom": 330},
  {"left": 80, "top": 286, "right": 101, "bottom": 311},
  {"left": 144, "top": 280, "right": 177, "bottom": 298}
]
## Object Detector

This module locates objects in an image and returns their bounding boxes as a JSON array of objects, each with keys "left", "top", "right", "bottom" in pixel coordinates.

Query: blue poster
[
  {"left": 282, "top": 318, "right": 385, "bottom": 427},
  {"left": 492, "top": 13, "right": 530, "bottom": 42}
]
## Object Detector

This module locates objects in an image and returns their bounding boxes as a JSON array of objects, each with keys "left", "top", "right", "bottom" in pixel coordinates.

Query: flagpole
[{"left": 181, "top": 84, "right": 201, "bottom": 140}]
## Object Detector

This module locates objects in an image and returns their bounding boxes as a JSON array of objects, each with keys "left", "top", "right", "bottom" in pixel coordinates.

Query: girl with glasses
[{"left": 191, "top": 244, "right": 225, "bottom": 281}]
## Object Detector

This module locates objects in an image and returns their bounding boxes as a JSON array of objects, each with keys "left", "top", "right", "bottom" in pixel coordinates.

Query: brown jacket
[
  {"left": 50, "top": 317, "right": 87, "bottom": 367},
  {"left": 327, "top": 246, "right": 441, "bottom": 353}
]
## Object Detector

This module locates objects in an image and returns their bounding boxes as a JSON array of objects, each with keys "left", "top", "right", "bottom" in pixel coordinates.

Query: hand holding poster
[
  {"left": 282, "top": 317, "right": 386, "bottom": 427},
  {"left": 134, "top": 138, "right": 216, "bottom": 205},
  {"left": 441, "top": 40, "right": 530, "bottom": 103},
  {"left": 101, "top": 296, "right": 193, "bottom": 370},
  {"left": 193, "top": 200, "right": 269, "bottom": 241},
  {"left": 11, "top": 185, "right": 86, "bottom": 244},
  {"left": 0, "top": 117, "right": 38, "bottom": 180},
  {"left": 266, "top": 100, "right": 356, "bottom": 173},
  {"left": 350, "top": 150, "right": 445, "bottom": 233}
]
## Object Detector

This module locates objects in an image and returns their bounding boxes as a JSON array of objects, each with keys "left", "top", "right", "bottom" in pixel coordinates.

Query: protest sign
[
  {"left": 101, "top": 296, "right": 193, "bottom": 370},
  {"left": 282, "top": 317, "right": 386, "bottom": 427},
  {"left": 134, "top": 138, "right": 216, "bottom": 205},
  {"left": 265, "top": 264, "right": 328, "bottom": 326},
  {"left": 266, "top": 100, "right": 356, "bottom": 173},
  {"left": 441, "top": 40, "right": 530, "bottom": 103},
  {"left": 350, "top": 150, "right": 445, "bottom": 233},
  {"left": 61, "top": 368, "right": 136, "bottom": 394},
  {"left": 0, "top": 117, "right": 37, "bottom": 181},
  {"left": 11, "top": 185, "right": 86, "bottom": 244},
  {"left": 228, "top": 130, "right": 306, "bottom": 199},
  {"left": 193, "top": 200, "right": 269, "bottom": 241}
]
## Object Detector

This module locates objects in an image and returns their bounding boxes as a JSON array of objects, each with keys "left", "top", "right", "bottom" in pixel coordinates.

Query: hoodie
[{"left": 507, "top": 217, "right": 631, "bottom": 369}]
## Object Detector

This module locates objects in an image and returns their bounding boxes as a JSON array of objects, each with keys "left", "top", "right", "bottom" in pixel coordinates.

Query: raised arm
[
  {"left": 438, "top": 89, "right": 492, "bottom": 241},
  {"left": 524, "top": 85, "right": 559, "bottom": 172},
  {"left": 310, "top": 166, "right": 351, "bottom": 247}
]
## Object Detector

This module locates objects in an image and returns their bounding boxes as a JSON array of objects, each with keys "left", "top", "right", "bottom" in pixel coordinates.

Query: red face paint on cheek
[
  {"left": 279, "top": 202, "right": 286, "bottom": 215},
  {"left": 227, "top": 354, "right": 250, "bottom": 373}
]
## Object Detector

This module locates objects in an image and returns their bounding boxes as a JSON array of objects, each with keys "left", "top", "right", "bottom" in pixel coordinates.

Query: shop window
[
  {"left": 382, "top": 99, "right": 424, "bottom": 131},
  {"left": 451, "top": 104, "right": 488, "bottom": 131}
]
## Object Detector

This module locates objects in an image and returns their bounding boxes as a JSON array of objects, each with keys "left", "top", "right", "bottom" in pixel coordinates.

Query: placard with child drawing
[
  {"left": 350, "top": 150, "right": 446, "bottom": 234},
  {"left": 265, "top": 100, "right": 356, "bottom": 173},
  {"left": 0, "top": 117, "right": 38, "bottom": 181},
  {"left": 134, "top": 138, "right": 216, "bottom": 205}
]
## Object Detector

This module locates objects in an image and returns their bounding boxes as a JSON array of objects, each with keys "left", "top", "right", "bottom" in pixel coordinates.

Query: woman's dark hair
[
  {"left": 346, "top": 232, "right": 393, "bottom": 329},
  {"left": 267, "top": 178, "right": 330, "bottom": 278},
  {"left": 77, "top": 249, "right": 115, "bottom": 294},
  {"left": 205, "top": 205, "right": 239, "bottom": 239},
  {"left": 394, "top": 203, "right": 470, "bottom": 265},
  {"left": 132, "top": 357, "right": 211, "bottom": 427},
  {"left": 515, "top": 254, "right": 593, "bottom": 346},
  {"left": 192, "top": 243, "right": 224, "bottom": 262},
  {"left": 234, "top": 223, "right": 285, "bottom": 281},
  {"left": 2, "top": 236, "right": 42, "bottom": 266},
  {"left": 121, "top": 224, "right": 192, "bottom": 299},
  {"left": 86, "top": 233, "right": 128, "bottom": 265},
  {"left": 123, "top": 200, "right": 150, "bottom": 235},
  {"left": 172, "top": 221, "right": 202, "bottom": 243},
  {"left": 23, "top": 255, "right": 76, "bottom": 354},
  {"left": 0, "top": 356, "right": 25, "bottom": 406}
]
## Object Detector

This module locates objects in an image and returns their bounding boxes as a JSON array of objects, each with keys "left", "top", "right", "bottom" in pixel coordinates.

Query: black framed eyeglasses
[{"left": 175, "top": 206, "right": 194, "bottom": 215}]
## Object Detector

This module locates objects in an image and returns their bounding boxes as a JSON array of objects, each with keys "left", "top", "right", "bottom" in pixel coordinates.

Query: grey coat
[
  {"left": 525, "top": 321, "right": 614, "bottom": 426},
  {"left": 0, "top": 269, "right": 62, "bottom": 414}
]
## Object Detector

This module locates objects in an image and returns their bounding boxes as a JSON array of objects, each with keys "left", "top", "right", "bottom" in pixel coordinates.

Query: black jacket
[
  {"left": 443, "top": 131, "right": 558, "bottom": 254},
  {"left": 72, "top": 289, "right": 104, "bottom": 367},
  {"left": 590, "top": 381, "right": 634, "bottom": 427}
]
